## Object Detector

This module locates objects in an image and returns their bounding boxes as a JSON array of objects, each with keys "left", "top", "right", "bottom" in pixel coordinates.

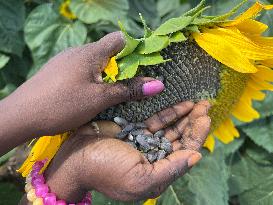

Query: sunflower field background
[{"left": 0, "top": 0, "right": 273, "bottom": 205}]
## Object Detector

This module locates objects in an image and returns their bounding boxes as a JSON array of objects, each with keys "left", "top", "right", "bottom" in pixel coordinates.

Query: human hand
[
  {"left": 0, "top": 32, "right": 164, "bottom": 153},
  {"left": 41, "top": 101, "right": 211, "bottom": 203}
]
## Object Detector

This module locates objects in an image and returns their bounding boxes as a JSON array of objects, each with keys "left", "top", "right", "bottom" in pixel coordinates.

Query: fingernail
[
  {"left": 142, "top": 80, "right": 164, "bottom": 96},
  {"left": 187, "top": 152, "right": 202, "bottom": 167}
]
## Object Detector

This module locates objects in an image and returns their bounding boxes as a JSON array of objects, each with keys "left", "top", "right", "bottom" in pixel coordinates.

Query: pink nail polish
[{"left": 142, "top": 80, "right": 164, "bottom": 96}]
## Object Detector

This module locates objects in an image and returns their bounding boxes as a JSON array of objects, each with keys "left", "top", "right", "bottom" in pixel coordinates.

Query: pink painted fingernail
[{"left": 142, "top": 80, "right": 164, "bottom": 96}]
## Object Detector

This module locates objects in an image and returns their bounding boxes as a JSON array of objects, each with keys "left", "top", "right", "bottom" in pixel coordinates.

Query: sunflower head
[{"left": 99, "top": 0, "right": 273, "bottom": 152}]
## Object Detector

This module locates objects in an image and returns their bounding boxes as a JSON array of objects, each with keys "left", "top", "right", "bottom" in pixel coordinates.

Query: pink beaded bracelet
[{"left": 25, "top": 160, "right": 92, "bottom": 205}]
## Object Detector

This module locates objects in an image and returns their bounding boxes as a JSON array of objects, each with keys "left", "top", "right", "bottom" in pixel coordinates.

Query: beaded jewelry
[{"left": 25, "top": 160, "right": 92, "bottom": 205}]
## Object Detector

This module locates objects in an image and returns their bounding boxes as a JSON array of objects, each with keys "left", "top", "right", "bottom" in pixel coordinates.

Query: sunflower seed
[
  {"left": 116, "top": 131, "right": 128, "bottom": 139},
  {"left": 154, "top": 130, "right": 165, "bottom": 138},
  {"left": 147, "top": 136, "right": 160, "bottom": 147},
  {"left": 128, "top": 133, "right": 134, "bottom": 141},
  {"left": 147, "top": 150, "right": 158, "bottom": 163},
  {"left": 123, "top": 123, "right": 135, "bottom": 132},
  {"left": 157, "top": 150, "right": 166, "bottom": 160},
  {"left": 160, "top": 142, "right": 173, "bottom": 154},
  {"left": 136, "top": 135, "right": 150, "bottom": 151},
  {"left": 114, "top": 117, "right": 128, "bottom": 127},
  {"left": 131, "top": 129, "right": 144, "bottom": 136}
]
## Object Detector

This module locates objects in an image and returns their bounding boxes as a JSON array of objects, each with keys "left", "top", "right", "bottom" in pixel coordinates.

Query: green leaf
[
  {"left": 116, "top": 22, "right": 140, "bottom": 59},
  {"left": 154, "top": 16, "right": 193, "bottom": 35},
  {"left": 0, "top": 84, "right": 16, "bottom": 100},
  {"left": 169, "top": 31, "right": 187, "bottom": 43},
  {"left": 212, "top": 0, "right": 247, "bottom": 21},
  {"left": 139, "top": 14, "right": 153, "bottom": 38},
  {"left": 228, "top": 148, "right": 273, "bottom": 196},
  {"left": 253, "top": 91, "right": 273, "bottom": 118},
  {"left": 137, "top": 35, "right": 169, "bottom": 54},
  {"left": 70, "top": 0, "right": 129, "bottom": 24},
  {"left": 159, "top": 146, "right": 229, "bottom": 205},
  {"left": 0, "top": 182, "right": 23, "bottom": 204},
  {"left": 184, "top": 0, "right": 206, "bottom": 16},
  {"left": 25, "top": 4, "right": 87, "bottom": 74},
  {"left": 117, "top": 53, "right": 166, "bottom": 80},
  {"left": 0, "top": 0, "right": 25, "bottom": 56},
  {"left": 0, "top": 149, "right": 15, "bottom": 165},
  {"left": 127, "top": 0, "right": 161, "bottom": 29},
  {"left": 245, "top": 140, "right": 273, "bottom": 166},
  {"left": 241, "top": 117, "right": 273, "bottom": 153},
  {"left": 0, "top": 54, "right": 10, "bottom": 69},
  {"left": 239, "top": 175, "right": 273, "bottom": 205}
]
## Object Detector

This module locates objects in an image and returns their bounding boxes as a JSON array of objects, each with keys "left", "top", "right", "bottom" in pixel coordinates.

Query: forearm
[{"left": 0, "top": 87, "right": 40, "bottom": 156}]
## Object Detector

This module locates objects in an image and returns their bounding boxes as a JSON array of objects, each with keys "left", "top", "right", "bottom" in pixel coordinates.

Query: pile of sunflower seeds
[{"left": 114, "top": 117, "right": 173, "bottom": 163}]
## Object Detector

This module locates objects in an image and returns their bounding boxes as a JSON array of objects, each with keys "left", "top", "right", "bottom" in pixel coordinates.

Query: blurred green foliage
[{"left": 0, "top": 0, "right": 272, "bottom": 204}]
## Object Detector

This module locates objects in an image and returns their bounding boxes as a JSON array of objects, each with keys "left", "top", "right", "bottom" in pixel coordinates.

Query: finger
[
  {"left": 145, "top": 101, "right": 194, "bottom": 133},
  {"left": 172, "top": 141, "right": 183, "bottom": 151},
  {"left": 164, "top": 116, "right": 189, "bottom": 142},
  {"left": 75, "top": 121, "right": 121, "bottom": 138},
  {"left": 189, "top": 100, "right": 211, "bottom": 120},
  {"left": 94, "top": 31, "right": 125, "bottom": 59},
  {"left": 141, "top": 150, "right": 202, "bottom": 198},
  {"left": 180, "top": 116, "right": 211, "bottom": 151},
  {"left": 102, "top": 77, "right": 165, "bottom": 105}
]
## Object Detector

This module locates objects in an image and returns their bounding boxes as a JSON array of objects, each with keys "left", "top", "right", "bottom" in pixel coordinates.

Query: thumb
[
  {"left": 140, "top": 150, "right": 202, "bottom": 199},
  {"left": 102, "top": 77, "right": 165, "bottom": 105},
  {"left": 94, "top": 31, "right": 125, "bottom": 60}
]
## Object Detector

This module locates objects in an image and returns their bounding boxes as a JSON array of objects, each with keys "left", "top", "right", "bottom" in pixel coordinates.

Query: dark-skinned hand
[
  {"left": 20, "top": 101, "right": 211, "bottom": 204},
  {"left": 0, "top": 31, "right": 164, "bottom": 155}
]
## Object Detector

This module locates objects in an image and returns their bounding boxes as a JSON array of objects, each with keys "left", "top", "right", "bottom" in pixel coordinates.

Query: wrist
[{"left": 43, "top": 140, "right": 90, "bottom": 203}]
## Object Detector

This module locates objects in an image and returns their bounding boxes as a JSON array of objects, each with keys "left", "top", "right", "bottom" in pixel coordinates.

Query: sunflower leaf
[
  {"left": 116, "top": 22, "right": 140, "bottom": 59},
  {"left": 159, "top": 145, "right": 229, "bottom": 205},
  {"left": 117, "top": 53, "right": 166, "bottom": 80},
  {"left": 0, "top": 0, "right": 25, "bottom": 56},
  {"left": 228, "top": 143, "right": 273, "bottom": 197},
  {"left": 154, "top": 16, "right": 193, "bottom": 35},
  {"left": 0, "top": 54, "right": 10, "bottom": 70},
  {"left": 137, "top": 35, "right": 169, "bottom": 54},
  {"left": 183, "top": 0, "right": 206, "bottom": 17},
  {"left": 239, "top": 175, "right": 273, "bottom": 205},
  {"left": 241, "top": 116, "right": 273, "bottom": 153},
  {"left": 169, "top": 31, "right": 187, "bottom": 43},
  {"left": 70, "top": 0, "right": 129, "bottom": 25},
  {"left": 24, "top": 4, "right": 87, "bottom": 76}
]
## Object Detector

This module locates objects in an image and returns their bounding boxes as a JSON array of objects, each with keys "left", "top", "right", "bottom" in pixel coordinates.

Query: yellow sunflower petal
[
  {"left": 59, "top": 0, "right": 77, "bottom": 20},
  {"left": 203, "top": 134, "right": 215, "bottom": 152},
  {"left": 213, "top": 118, "right": 238, "bottom": 144},
  {"left": 250, "top": 75, "right": 273, "bottom": 91},
  {"left": 261, "top": 59, "right": 273, "bottom": 68},
  {"left": 224, "top": 2, "right": 273, "bottom": 26},
  {"left": 204, "top": 27, "right": 273, "bottom": 60},
  {"left": 245, "top": 35, "right": 273, "bottom": 48},
  {"left": 244, "top": 86, "right": 266, "bottom": 101},
  {"left": 193, "top": 31, "right": 257, "bottom": 73},
  {"left": 104, "top": 57, "right": 118, "bottom": 82},
  {"left": 253, "top": 65, "right": 273, "bottom": 82},
  {"left": 232, "top": 92, "right": 260, "bottom": 122},
  {"left": 143, "top": 198, "right": 158, "bottom": 205},
  {"left": 235, "top": 19, "right": 268, "bottom": 35},
  {"left": 17, "top": 133, "right": 69, "bottom": 177}
]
